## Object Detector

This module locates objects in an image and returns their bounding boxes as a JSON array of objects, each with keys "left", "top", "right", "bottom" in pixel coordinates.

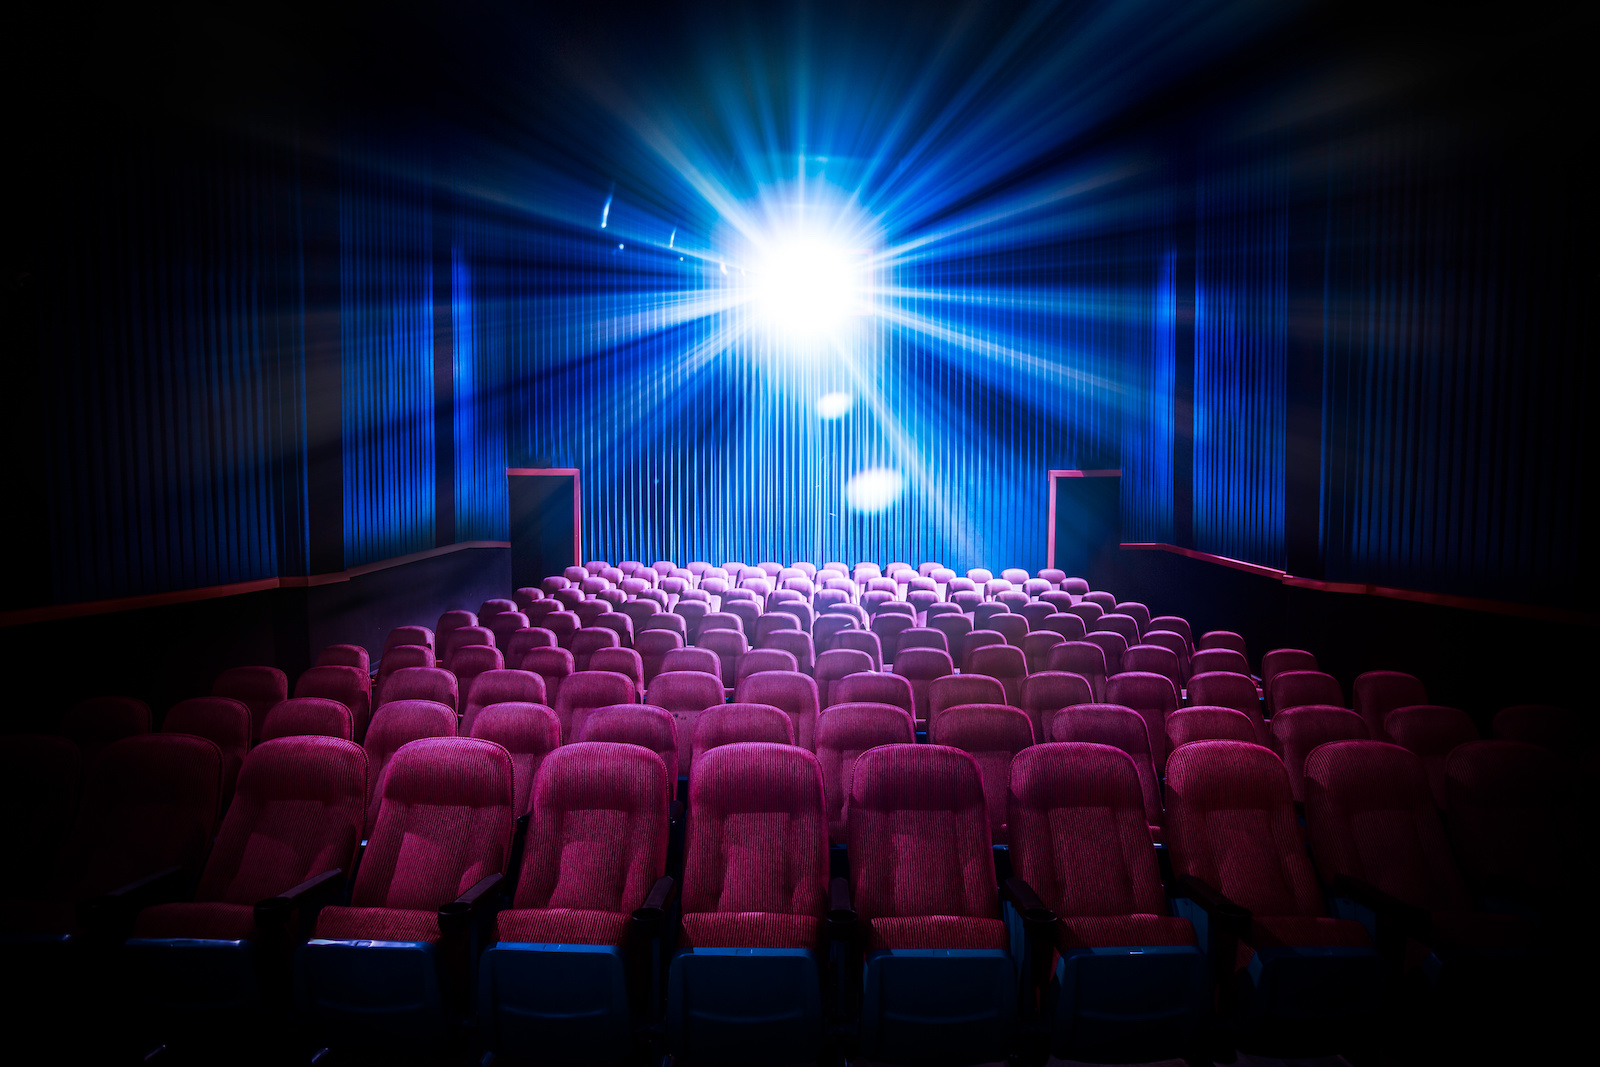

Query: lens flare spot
[
  {"left": 817, "top": 392, "right": 853, "bottom": 419},
  {"left": 846, "top": 468, "right": 904, "bottom": 512}
]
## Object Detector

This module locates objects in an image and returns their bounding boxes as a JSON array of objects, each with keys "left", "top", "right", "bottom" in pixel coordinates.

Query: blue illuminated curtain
[
  {"left": 1118, "top": 200, "right": 1178, "bottom": 546},
  {"left": 339, "top": 153, "right": 436, "bottom": 568},
  {"left": 505, "top": 220, "right": 1118, "bottom": 572},
  {"left": 451, "top": 218, "right": 510, "bottom": 541},
  {"left": 1192, "top": 141, "right": 1288, "bottom": 568},
  {"left": 1319, "top": 125, "right": 1589, "bottom": 606},
  {"left": 43, "top": 132, "right": 309, "bottom": 602}
]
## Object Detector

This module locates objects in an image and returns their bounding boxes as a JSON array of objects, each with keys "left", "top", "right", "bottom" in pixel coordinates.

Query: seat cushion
[
  {"left": 496, "top": 907, "right": 630, "bottom": 946},
  {"left": 1057, "top": 913, "right": 1197, "bottom": 950},
  {"left": 681, "top": 911, "right": 822, "bottom": 950},
  {"left": 314, "top": 905, "right": 441, "bottom": 943},
  {"left": 133, "top": 902, "right": 258, "bottom": 940},
  {"left": 1239, "top": 914, "right": 1370, "bottom": 969},
  {"left": 867, "top": 915, "right": 1007, "bottom": 951}
]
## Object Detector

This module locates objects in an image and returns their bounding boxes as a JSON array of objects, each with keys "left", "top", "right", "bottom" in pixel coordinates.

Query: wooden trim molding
[
  {"left": 1122, "top": 542, "right": 1598, "bottom": 626},
  {"left": 1, "top": 540, "right": 512, "bottom": 628}
]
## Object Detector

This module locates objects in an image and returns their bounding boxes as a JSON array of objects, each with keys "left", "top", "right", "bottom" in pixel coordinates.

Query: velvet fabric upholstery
[
  {"left": 679, "top": 743, "right": 828, "bottom": 949},
  {"left": 1021, "top": 631, "right": 1064, "bottom": 674},
  {"left": 570, "top": 627, "right": 621, "bottom": 672},
  {"left": 1270, "top": 706, "right": 1370, "bottom": 803},
  {"left": 848, "top": 745, "right": 1001, "bottom": 950},
  {"left": 662, "top": 647, "right": 721, "bottom": 678},
  {"left": 815, "top": 649, "right": 875, "bottom": 708},
  {"left": 384, "top": 626, "right": 435, "bottom": 653},
  {"left": 1383, "top": 705, "right": 1478, "bottom": 809},
  {"left": 928, "top": 705, "right": 1033, "bottom": 844},
  {"left": 1045, "top": 642, "right": 1108, "bottom": 701},
  {"left": 379, "top": 666, "right": 458, "bottom": 715},
  {"left": 362, "top": 701, "right": 458, "bottom": 836},
  {"left": 1042, "top": 613, "right": 1087, "bottom": 642},
  {"left": 1121, "top": 646, "right": 1182, "bottom": 694},
  {"left": 832, "top": 630, "right": 884, "bottom": 670},
  {"left": 589, "top": 647, "right": 645, "bottom": 698},
  {"left": 1197, "top": 630, "right": 1247, "bottom": 657},
  {"left": 1094, "top": 614, "right": 1141, "bottom": 649},
  {"left": 698, "top": 628, "right": 749, "bottom": 687},
  {"left": 927, "top": 675, "right": 1007, "bottom": 733},
  {"left": 1167, "top": 707, "right": 1260, "bottom": 753},
  {"left": 1259, "top": 648, "right": 1317, "bottom": 692},
  {"left": 315, "top": 737, "right": 514, "bottom": 944},
  {"left": 646, "top": 672, "right": 727, "bottom": 770},
  {"left": 1104, "top": 673, "right": 1179, "bottom": 778},
  {"left": 163, "top": 697, "right": 251, "bottom": 806},
  {"left": 1019, "top": 671, "right": 1094, "bottom": 743},
  {"left": 1267, "top": 670, "right": 1345, "bottom": 717},
  {"left": 261, "top": 698, "right": 353, "bottom": 742},
  {"left": 892, "top": 648, "right": 955, "bottom": 726},
  {"left": 497, "top": 742, "right": 669, "bottom": 945},
  {"left": 133, "top": 736, "right": 367, "bottom": 939},
  {"left": 1186, "top": 671, "right": 1269, "bottom": 746},
  {"left": 814, "top": 703, "right": 916, "bottom": 844},
  {"left": 1009, "top": 743, "right": 1189, "bottom": 948},
  {"left": 316, "top": 644, "right": 372, "bottom": 683},
  {"left": 1191, "top": 648, "right": 1250, "bottom": 678},
  {"left": 733, "top": 671, "right": 821, "bottom": 753},
  {"left": 735, "top": 649, "right": 799, "bottom": 684},
  {"left": 212, "top": 666, "right": 288, "bottom": 743},
  {"left": 449, "top": 645, "right": 506, "bottom": 706},
  {"left": 376, "top": 646, "right": 435, "bottom": 707},
  {"left": 761, "top": 630, "right": 817, "bottom": 674},
  {"left": 832, "top": 672, "right": 914, "bottom": 720},
  {"left": 1351, "top": 671, "right": 1428, "bottom": 741},
  {"left": 461, "top": 670, "right": 547, "bottom": 735},
  {"left": 522, "top": 648, "right": 576, "bottom": 708},
  {"left": 469, "top": 703, "right": 562, "bottom": 818},
  {"left": 690, "top": 703, "right": 795, "bottom": 773},
  {"left": 553, "top": 670, "right": 639, "bottom": 745},
  {"left": 578, "top": 706, "right": 680, "bottom": 802},
  {"left": 1050, "top": 705, "right": 1164, "bottom": 838}
]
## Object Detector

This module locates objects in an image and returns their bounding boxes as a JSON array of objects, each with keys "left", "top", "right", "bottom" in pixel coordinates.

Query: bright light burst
[{"left": 753, "top": 235, "right": 866, "bottom": 336}]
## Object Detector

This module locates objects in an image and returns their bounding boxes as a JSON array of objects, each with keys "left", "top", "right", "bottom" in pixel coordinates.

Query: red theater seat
[
  {"left": 1383, "top": 704, "right": 1478, "bottom": 809},
  {"left": 377, "top": 666, "right": 458, "bottom": 715},
  {"left": 1270, "top": 706, "right": 1369, "bottom": 803},
  {"left": 814, "top": 702, "right": 915, "bottom": 844},
  {"left": 295, "top": 665, "right": 372, "bottom": 741},
  {"left": 461, "top": 670, "right": 545, "bottom": 734},
  {"left": 163, "top": 697, "right": 251, "bottom": 806},
  {"left": 468, "top": 702, "right": 561, "bottom": 818},
  {"left": 1018, "top": 670, "right": 1093, "bottom": 749},
  {"left": 927, "top": 704, "right": 1033, "bottom": 844},
  {"left": 1049, "top": 704, "right": 1164, "bottom": 839},
  {"left": 831, "top": 671, "right": 914, "bottom": 721},
  {"left": 213, "top": 666, "right": 288, "bottom": 744},
  {"left": 645, "top": 672, "right": 726, "bottom": 772},
  {"left": 362, "top": 701, "right": 458, "bottom": 836},
  {"left": 261, "top": 698, "right": 353, "bottom": 742},
  {"left": 553, "top": 670, "right": 639, "bottom": 745}
]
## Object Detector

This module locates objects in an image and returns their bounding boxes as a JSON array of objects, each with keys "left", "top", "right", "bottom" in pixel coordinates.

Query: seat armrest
[
  {"left": 1333, "top": 873, "right": 1430, "bottom": 960},
  {"left": 79, "top": 865, "right": 187, "bottom": 936},
  {"left": 255, "top": 868, "right": 344, "bottom": 932},
  {"left": 439, "top": 873, "right": 503, "bottom": 936},
  {"left": 1175, "top": 874, "right": 1250, "bottom": 931},
  {"left": 632, "top": 875, "right": 677, "bottom": 926},
  {"left": 1003, "top": 876, "right": 1057, "bottom": 928}
]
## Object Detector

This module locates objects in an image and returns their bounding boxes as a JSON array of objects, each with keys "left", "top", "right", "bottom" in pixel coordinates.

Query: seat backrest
[
  {"left": 966, "top": 644, "right": 1027, "bottom": 705},
  {"left": 450, "top": 645, "right": 506, "bottom": 705},
  {"left": 316, "top": 643, "right": 372, "bottom": 680},
  {"left": 1166, "top": 740, "right": 1325, "bottom": 918},
  {"left": 1191, "top": 648, "right": 1250, "bottom": 677},
  {"left": 1197, "top": 630, "right": 1246, "bottom": 658},
  {"left": 1351, "top": 671, "right": 1428, "bottom": 740},
  {"left": 378, "top": 665, "right": 459, "bottom": 714},
  {"left": 1446, "top": 740, "right": 1580, "bottom": 907},
  {"left": 1303, "top": 740, "right": 1471, "bottom": 913},
  {"left": 1166, "top": 706, "right": 1258, "bottom": 752},
  {"left": 362, "top": 700, "right": 459, "bottom": 835},
  {"left": 197, "top": 736, "right": 367, "bottom": 904},
  {"left": 1042, "top": 613, "right": 1087, "bottom": 642},
  {"left": 0, "top": 735, "right": 81, "bottom": 894},
  {"left": 1260, "top": 648, "right": 1317, "bottom": 691},
  {"left": 814, "top": 649, "right": 876, "bottom": 708},
  {"left": 831, "top": 629, "right": 883, "bottom": 670},
  {"left": 468, "top": 702, "right": 561, "bottom": 817},
  {"left": 1104, "top": 672, "right": 1179, "bottom": 776},
  {"left": 443, "top": 625, "right": 497, "bottom": 667},
  {"left": 691, "top": 702, "right": 795, "bottom": 772},
  {"left": 847, "top": 745, "right": 997, "bottom": 923},
  {"left": 1268, "top": 669, "right": 1345, "bottom": 717},
  {"left": 1045, "top": 641, "right": 1107, "bottom": 699},
  {"left": 511, "top": 742, "right": 669, "bottom": 913},
  {"left": 553, "top": 670, "right": 640, "bottom": 745},
  {"left": 589, "top": 647, "right": 645, "bottom": 695},
  {"left": 1049, "top": 705, "right": 1163, "bottom": 830},
  {"left": 1141, "top": 631, "right": 1191, "bottom": 678},
  {"left": 814, "top": 703, "right": 916, "bottom": 843},
  {"left": 1149, "top": 616, "right": 1192, "bottom": 647},
  {"left": 1185, "top": 670, "right": 1268, "bottom": 744},
  {"left": 61, "top": 697, "right": 152, "bottom": 760},
  {"left": 212, "top": 666, "right": 288, "bottom": 743},
  {"left": 50, "top": 734, "right": 223, "bottom": 899},
  {"left": 593, "top": 612, "right": 634, "bottom": 648},
  {"left": 891, "top": 648, "right": 955, "bottom": 725},
  {"left": 577, "top": 705, "right": 679, "bottom": 800},
  {"left": 926, "top": 674, "right": 1006, "bottom": 730},
  {"left": 462, "top": 669, "right": 547, "bottom": 734},
  {"left": 733, "top": 671, "right": 821, "bottom": 752},
  {"left": 261, "top": 697, "right": 353, "bottom": 742},
  {"left": 927, "top": 704, "right": 1034, "bottom": 844},
  {"left": 437, "top": 611, "right": 478, "bottom": 639},
  {"left": 662, "top": 647, "right": 721, "bottom": 678},
  {"left": 1084, "top": 591, "right": 1117, "bottom": 611},
  {"left": 163, "top": 697, "right": 251, "bottom": 803},
  {"left": 634, "top": 630, "right": 685, "bottom": 684},
  {"left": 1268, "top": 706, "right": 1369, "bottom": 803},
  {"left": 1490, "top": 705, "right": 1586, "bottom": 752},
  {"left": 812, "top": 614, "right": 856, "bottom": 652},
  {"left": 1383, "top": 704, "right": 1479, "bottom": 809},
  {"left": 352, "top": 737, "right": 515, "bottom": 910},
  {"left": 1095, "top": 613, "right": 1141, "bottom": 648},
  {"left": 990, "top": 614, "right": 1029, "bottom": 646},
  {"left": 897, "top": 627, "right": 949, "bottom": 654},
  {"left": 1008, "top": 743, "right": 1168, "bottom": 918},
  {"left": 760, "top": 630, "right": 816, "bottom": 674},
  {"left": 1121, "top": 645, "right": 1182, "bottom": 692},
  {"left": 376, "top": 646, "right": 436, "bottom": 706},
  {"left": 832, "top": 671, "right": 914, "bottom": 719},
  {"left": 736, "top": 648, "right": 799, "bottom": 683},
  {"left": 1082, "top": 631, "right": 1128, "bottom": 676},
  {"left": 485, "top": 612, "right": 531, "bottom": 652},
  {"left": 521, "top": 648, "right": 576, "bottom": 707},
  {"left": 1018, "top": 671, "right": 1094, "bottom": 744},
  {"left": 480, "top": 597, "right": 519, "bottom": 618},
  {"left": 384, "top": 626, "right": 435, "bottom": 653},
  {"left": 643, "top": 672, "right": 725, "bottom": 771},
  {"left": 570, "top": 626, "right": 621, "bottom": 671},
  {"left": 1020, "top": 630, "right": 1063, "bottom": 674},
  {"left": 697, "top": 628, "right": 750, "bottom": 686},
  {"left": 681, "top": 743, "right": 829, "bottom": 931}
]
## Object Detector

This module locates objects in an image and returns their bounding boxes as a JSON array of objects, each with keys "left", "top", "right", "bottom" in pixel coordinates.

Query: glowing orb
[
  {"left": 846, "top": 467, "right": 904, "bottom": 512},
  {"left": 816, "top": 392, "right": 853, "bottom": 419},
  {"left": 755, "top": 237, "right": 866, "bottom": 335}
]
